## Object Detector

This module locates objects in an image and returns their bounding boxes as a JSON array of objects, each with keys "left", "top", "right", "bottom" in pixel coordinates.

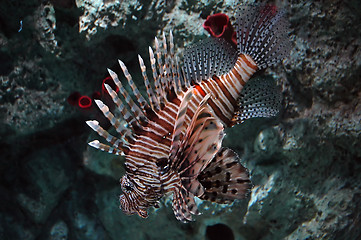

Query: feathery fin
[
  {"left": 104, "top": 79, "right": 138, "bottom": 131},
  {"left": 183, "top": 37, "right": 238, "bottom": 84},
  {"left": 170, "top": 94, "right": 225, "bottom": 197},
  {"left": 235, "top": 4, "right": 291, "bottom": 69},
  {"left": 88, "top": 140, "right": 123, "bottom": 155},
  {"left": 86, "top": 120, "right": 123, "bottom": 149},
  {"left": 232, "top": 77, "right": 281, "bottom": 124},
  {"left": 198, "top": 148, "right": 252, "bottom": 203},
  {"left": 138, "top": 54, "right": 159, "bottom": 112},
  {"left": 169, "top": 88, "right": 193, "bottom": 163},
  {"left": 94, "top": 98, "right": 132, "bottom": 142},
  {"left": 118, "top": 59, "right": 150, "bottom": 112},
  {"left": 108, "top": 68, "right": 147, "bottom": 126},
  {"left": 172, "top": 188, "right": 194, "bottom": 222}
]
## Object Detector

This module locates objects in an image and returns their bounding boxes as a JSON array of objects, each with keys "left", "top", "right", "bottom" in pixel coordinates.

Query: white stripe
[
  {"left": 234, "top": 62, "right": 250, "bottom": 82},
  {"left": 207, "top": 80, "right": 234, "bottom": 113},
  {"left": 201, "top": 83, "right": 232, "bottom": 119},
  {"left": 227, "top": 70, "right": 243, "bottom": 92},
  {"left": 132, "top": 143, "right": 167, "bottom": 157},
  {"left": 220, "top": 74, "right": 239, "bottom": 99}
]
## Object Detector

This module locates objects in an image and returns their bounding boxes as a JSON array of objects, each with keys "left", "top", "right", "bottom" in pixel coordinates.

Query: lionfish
[{"left": 86, "top": 4, "right": 291, "bottom": 222}]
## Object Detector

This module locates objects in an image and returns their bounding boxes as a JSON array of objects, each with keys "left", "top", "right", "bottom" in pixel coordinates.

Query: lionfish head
[{"left": 119, "top": 174, "right": 159, "bottom": 218}]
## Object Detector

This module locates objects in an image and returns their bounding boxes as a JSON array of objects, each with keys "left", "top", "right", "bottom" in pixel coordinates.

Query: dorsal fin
[
  {"left": 86, "top": 120, "right": 128, "bottom": 155},
  {"left": 148, "top": 46, "right": 165, "bottom": 108},
  {"left": 118, "top": 60, "right": 150, "bottom": 112},
  {"left": 198, "top": 148, "right": 252, "bottom": 203},
  {"left": 94, "top": 98, "right": 133, "bottom": 141},
  {"left": 107, "top": 68, "right": 147, "bottom": 126},
  {"left": 138, "top": 54, "right": 159, "bottom": 112},
  {"left": 182, "top": 37, "right": 238, "bottom": 84},
  {"left": 87, "top": 32, "right": 183, "bottom": 154},
  {"left": 146, "top": 32, "right": 185, "bottom": 104},
  {"left": 232, "top": 76, "right": 281, "bottom": 124}
]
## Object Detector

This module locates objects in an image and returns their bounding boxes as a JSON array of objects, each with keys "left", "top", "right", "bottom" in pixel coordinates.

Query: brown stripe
[
  {"left": 136, "top": 137, "right": 169, "bottom": 153},
  {"left": 212, "top": 75, "right": 237, "bottom": 108},
  {"left": 207, "top": 98, "right": 232, "bottom": 126},
  {"left": 224, "top": 73, "right": 239, "bottom": 94},
  {"left": 204, "top": 80, "right": 232, "bottom": 115},
  {"left": 231, "top": 63, "right": 246, "bottom": 86},
  {"left": 240, "top": 54, "right": 258, "bottom": 70},
  {"left": 134, "top": 123, "right": 172, "bottom": 150},
  {"left": 139, "top": 103, "right": 179, "bottom": 139}
]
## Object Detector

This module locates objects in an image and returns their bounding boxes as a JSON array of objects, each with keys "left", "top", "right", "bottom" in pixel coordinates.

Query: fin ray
[
  {"left": 94, "top": 98, "right": 133, "bottom": 141},
  {"left": 118, "top": 60, "right": 150, "bottom": 112},
  {"left": 86, "top": 120, "right": 125, "bottom": 150},
  {"left": 198, "top": 148, "right": 252, "bottom": 203},
  {"left": 235, "top": 4, "right": 291, "bottom": 69},
  {"left": 183, "top": 37, "right": 238, "bottom": 84},
  {"left": 104, "top": 82, "right": 138, "bottom": 132},
  {"left": 233, "top": 77, "right": 281, "bottom": 124},
  {"left": 108, "top": 68, "right": 147, "bottom": 126},
  {"left": 138, "top": 54, "right": 159, "bottom": 112},
  {"left": 88, "top": 140, "right": 123, "bottom": 155},
  {"left": 169, "top": 88, "right": 193, "bottom": 162}
]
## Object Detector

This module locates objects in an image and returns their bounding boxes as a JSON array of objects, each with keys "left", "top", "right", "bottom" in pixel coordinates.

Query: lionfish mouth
[
  {"left": 119, "top": 194, "right": 136, "bottom": 214},
  {"left": 119, "top": 194, "right": 149, "bottom": 218}
]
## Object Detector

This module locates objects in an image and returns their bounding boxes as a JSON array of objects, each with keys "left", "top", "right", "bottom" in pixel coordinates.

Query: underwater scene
[{"left": 0, "top": 0, "right": 360, "bottom": 239}]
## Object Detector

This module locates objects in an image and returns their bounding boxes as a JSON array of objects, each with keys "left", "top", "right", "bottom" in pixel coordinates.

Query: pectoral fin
[{"left": 198, "top": 148, "right": 252, "bottom": 203}]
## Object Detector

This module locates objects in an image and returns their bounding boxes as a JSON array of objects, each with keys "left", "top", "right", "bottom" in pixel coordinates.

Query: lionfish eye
[{"left": 123, "top": 182, "right": 133, "bottom": 193}]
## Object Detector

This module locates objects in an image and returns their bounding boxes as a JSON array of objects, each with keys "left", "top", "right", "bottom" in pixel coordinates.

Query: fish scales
[{"left": 86, "top": 4, "right": 291, "bottom": 222}]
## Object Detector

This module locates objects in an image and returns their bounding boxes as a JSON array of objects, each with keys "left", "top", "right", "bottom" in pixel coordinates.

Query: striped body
[
  {"left": 86, "top": 4, "right": 291, "bottom": 222},
  {"left": 192, "top": 54, "right": 257, "bottom": 126},
  {"left": 117, "top": 53, "right": 257, "bottom": 219}
]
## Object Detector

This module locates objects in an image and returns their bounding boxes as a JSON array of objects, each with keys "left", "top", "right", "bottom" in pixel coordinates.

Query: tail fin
[{"left": 235, "top": 4, "right": 291, "bottom": 69}]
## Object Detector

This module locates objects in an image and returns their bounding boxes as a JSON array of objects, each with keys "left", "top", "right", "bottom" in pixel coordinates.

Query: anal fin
[
  {"left": 198, "top": 148, "right": 252, "bottom": 204},
  {"left": 233, "top": 76, "right": 281, "bottom": 125},
  {"left": 172, "top": 188, "right": 199, "bottom": 222}
]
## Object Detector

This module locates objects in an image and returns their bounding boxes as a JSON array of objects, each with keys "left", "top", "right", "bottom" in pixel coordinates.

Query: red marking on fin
[{"left": 194, "top": 84, "right": 206, "bottom": 97}]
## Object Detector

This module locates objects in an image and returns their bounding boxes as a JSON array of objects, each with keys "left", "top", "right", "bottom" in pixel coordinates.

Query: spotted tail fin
[
  {"left": 198, "top": 148, "right": 252, "bottom": 203},
  {"left": 235, "top": 4, "right": 291, "bottom": 69}
]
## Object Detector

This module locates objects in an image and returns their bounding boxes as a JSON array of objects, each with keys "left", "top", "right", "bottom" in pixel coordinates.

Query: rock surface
[{"left": 0, "top": 0, "right": 360, "bottom": 239}]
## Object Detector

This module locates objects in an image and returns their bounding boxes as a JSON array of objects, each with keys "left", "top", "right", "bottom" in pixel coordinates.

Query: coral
[{"left": 203, "top": 13, "right": 237, "bottom": 47}]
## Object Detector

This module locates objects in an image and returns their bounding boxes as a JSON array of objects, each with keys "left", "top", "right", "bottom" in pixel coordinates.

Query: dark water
[{"left": 0, "top": 1, "right": 360, "bottom": 239}]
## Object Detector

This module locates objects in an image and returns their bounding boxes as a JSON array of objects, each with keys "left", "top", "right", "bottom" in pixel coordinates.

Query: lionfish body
[{"left": 86, "top": 4, "right": 291, "bottom": 222}]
